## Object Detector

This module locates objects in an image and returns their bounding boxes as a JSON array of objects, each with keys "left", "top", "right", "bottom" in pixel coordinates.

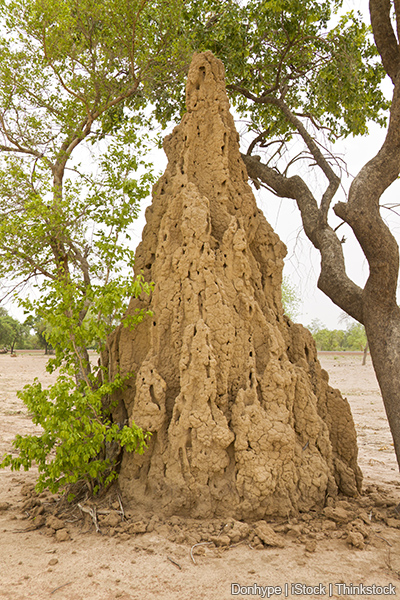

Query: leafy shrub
[{"left": 1, "top": 274, "right": 153, "bottom": 498}]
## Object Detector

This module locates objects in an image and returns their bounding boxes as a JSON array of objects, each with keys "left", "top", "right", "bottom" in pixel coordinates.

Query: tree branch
[
  {"left": 0, "top": 246, "right": 54, "bottom": 280},
  {"left": 270, "top": 97, "right": 340, "bottom": 222},
  {"left": 239, "top": 92, "right": 341, "bottom": 224},
  {"left": 334, "top": 71, "right": 400, "bottom": 306},
  {"left": 242, "top": 153, "right": 364, "bottom": 322},
  {"left": 66, "top": 241, "right": 91, "bottom": 287},
  {"left": 130, "top": 0, "right": 148, "bottom": 79},
  {"left": 41, "top": 27, "right": 90, "bottom": 112},
  {"left": 370, "top": 0, "right": 400, "bottom": 84},
  {"left": 0, "top": 273, "right": 44, "bottom": 304},
  {"left": 0, "top": 115, "right": 44, "bottom": 159}
]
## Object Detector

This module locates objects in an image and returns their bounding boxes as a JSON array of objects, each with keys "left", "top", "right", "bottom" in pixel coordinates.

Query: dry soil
[{"left": 0, "top": 351, "right": 399, "bottom": 600}]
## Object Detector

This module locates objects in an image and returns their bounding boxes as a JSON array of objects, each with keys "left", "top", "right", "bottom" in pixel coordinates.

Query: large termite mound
[{"left": 104, "top": 51, "right": 362, "bottom": 520}]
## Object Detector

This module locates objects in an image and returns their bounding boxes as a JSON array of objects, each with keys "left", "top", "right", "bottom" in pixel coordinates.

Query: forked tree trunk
[{"left": 241, "top": 0, "right": 400, "bottom": 475}]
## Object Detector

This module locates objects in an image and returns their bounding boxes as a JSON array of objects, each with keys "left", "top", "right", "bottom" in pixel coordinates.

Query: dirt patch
[
  {"left": 320, "top": 352, "right": 399, "bottom": 487},
  {"left": 0, "top": 351, "right": 399, "bottom": 599}
]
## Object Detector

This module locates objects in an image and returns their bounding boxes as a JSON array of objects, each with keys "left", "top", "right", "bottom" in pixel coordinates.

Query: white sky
[
  {"left": 7, "top": 0, "right": 400, "bottom": 332},
  {"left": 125, "top": 125, "right": 398, "bottom": 332},
  {"left": 260, "top": 123, "right": 400, "bottom": 330},
  {"left": 126, "top": 1, "right": 400, "bottom": 332}
]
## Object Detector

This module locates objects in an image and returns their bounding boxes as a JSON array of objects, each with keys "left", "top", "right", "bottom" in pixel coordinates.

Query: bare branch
[
  {"left": 240, "top": 91, "right": 341, "bottom": 223},
  {"left": 247, "top": 130, "right": 270, "bottom": 156},
  {"left": 0, "top": 273, "right": 41, "bottom": 304},
  {"left": 270, "top": 98, "right": 340, "bottom": 218},
  {"left": 0, "top": 115, "right": 44, "bottom": 159},
  {"left": 242, "top": 153, "right": 364, "bottom": 322},
  {"left": 370, "top": 0, "right": 400, "bottom": 84}
]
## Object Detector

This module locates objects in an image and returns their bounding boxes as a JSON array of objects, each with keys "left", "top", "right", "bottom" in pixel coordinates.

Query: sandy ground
[{"left": 0, "top": 351, "right": 399, "bottom": 600}]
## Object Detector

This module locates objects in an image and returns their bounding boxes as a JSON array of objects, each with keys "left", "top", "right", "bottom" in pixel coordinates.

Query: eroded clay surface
[{"left": 104, "top": 52, "right": 362, "bottom": 519}]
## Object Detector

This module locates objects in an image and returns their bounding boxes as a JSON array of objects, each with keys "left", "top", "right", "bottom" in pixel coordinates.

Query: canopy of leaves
[
  {"left": 187, "top": 0, "right": 389, "bottom": 145},
  {"left": 0, "top": 0, "right": 194, "bottom": 300},
  {"left": 0, "top": 0, "right": 191, "bottom": 131}
]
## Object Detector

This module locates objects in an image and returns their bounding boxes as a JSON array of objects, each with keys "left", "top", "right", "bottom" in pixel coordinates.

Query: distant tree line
[
  {"left": 0, "top": 308, "right": 50, "bottom": 353},
  {"left": 309, "top": 319, "right": 368, "bottom": 352},
  {"left": 281, "top": 281, "right": 368, "bottom": 353}
]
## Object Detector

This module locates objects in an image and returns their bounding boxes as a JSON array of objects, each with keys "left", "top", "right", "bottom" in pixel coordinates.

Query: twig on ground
[
  {"left": 50, "top": 581, "right": 73, "bottom": 595},
  {"left": 93, "top": 506, "right": 100, "bottom": 533},
  {"left": 78, "top": 502, "right": 101, "bottom": 534},
  {"left": 190, "top": 541, "right": 214, "bottom": 565},
  {"left": 117, "top": 491, "right": 125, "bottom": 521},
  {"left": 12, "top": 526, "right": 40, "bottom": 533},
  {"left": 373, "top": 533, "right": 393, "bottom": 547},
  {"left": 228, "top": 540, "right": 247, "bottom": 548},
  {"left": 217, "top": 523, "right": 228, "bottom": 537},
  {"left": 167, "top": 556, "right": 182, "bottom": 570}
]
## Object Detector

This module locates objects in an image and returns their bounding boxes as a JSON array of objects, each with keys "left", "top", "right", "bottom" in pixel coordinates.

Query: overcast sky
[
  {"left": 8, "top": 0, "right": 399, "bottom": 331},
  {"left": 124, "top": 1, "right": 400, "bottom": 332},
  {"left": 125, "top": 120, "right": 398, "bottom": 332}
]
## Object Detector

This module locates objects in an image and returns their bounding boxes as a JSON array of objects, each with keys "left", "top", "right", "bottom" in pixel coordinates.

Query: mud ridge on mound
[{"left": 104, "top": 51, "right": 362, "bottom": 519}]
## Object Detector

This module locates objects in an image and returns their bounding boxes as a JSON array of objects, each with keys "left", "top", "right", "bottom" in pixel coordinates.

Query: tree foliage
[
  {"left": 1, "top": 275, "right": 153, "bottom": 496},
  {"left": 0, "top": 0, "right": 191, "bottom": 303},
  {"left": 0, "top": 0, "right": 192, "bottom": 495},
  {"left": 0, "top": 307, "right": 30, "bottom": 351},
  {"left": 310, "top": 319, "right": 367, "bottom": 352},
  {"left": 188, "top": 0, "right": 388, "bottom": 142},
  {"left": 0, "top": 0, "right": 193, "bottom": 351}
]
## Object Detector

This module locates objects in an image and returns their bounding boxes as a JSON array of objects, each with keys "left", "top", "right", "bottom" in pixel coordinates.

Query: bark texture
[
  {"left": 104, "top": 52, "right": 361, "bottom": 519},
  {"left": 240, "top": 0, "right": 400, "bottom": 474}
]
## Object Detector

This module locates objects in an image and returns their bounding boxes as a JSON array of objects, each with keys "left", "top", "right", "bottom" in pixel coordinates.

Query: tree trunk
[
  {"left": 363, "top": 306, "right": 400, "bottom": 469},
  {"left": 362, "top": 342, "right": 369, "bottom": 366},
  {"left": 240, "top": 1, "right": 400, "bottom": 473},
  {"left": 74, "top": 344, "right": 91, "bottom": 387}
]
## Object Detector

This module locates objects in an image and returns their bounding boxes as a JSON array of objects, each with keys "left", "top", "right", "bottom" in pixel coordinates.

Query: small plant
[
  {"left": 1, "top": 273, "right": 153, "bottom": 498},
  {"left": 282, "top": 276, "right": 301, "bottom": 321},
  {"left": 1, "top": 372, "right": 149, "bottom": 496}
]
